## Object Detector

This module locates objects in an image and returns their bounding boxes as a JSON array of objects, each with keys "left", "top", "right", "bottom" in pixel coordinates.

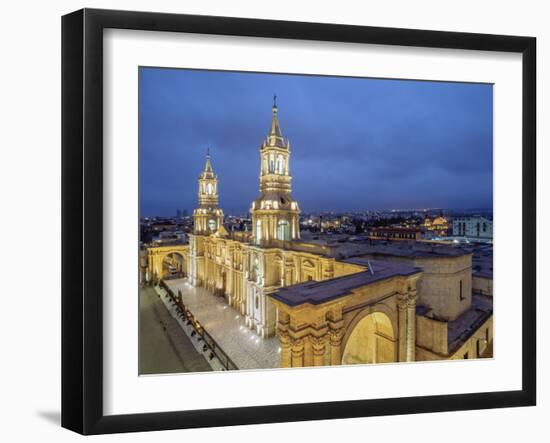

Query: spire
[
  {"left": 267, "top": 96, "right": 287, "bottom": 148},
  {"left": 201, "top": 149, "right": 214, "bottom": 178}
]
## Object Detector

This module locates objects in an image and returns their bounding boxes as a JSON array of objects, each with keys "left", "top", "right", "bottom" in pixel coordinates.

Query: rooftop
[
  {"left": 298, "top": 236, "right": 471, "bottom": 260},
  {"left": 447, "top": 294, "right": 493, "bottom": 352},
  {"left": 468, "top": 243, "right": 493, "bottom": 279},
  {"left": 352, "top": 241, "right": 470, "bottom": 260},
  {"left": 269, "top": 260, "right": 421, "bottom": 307},
  {"left": 253, "top": 236, "right": 473, "bottom": 263}
]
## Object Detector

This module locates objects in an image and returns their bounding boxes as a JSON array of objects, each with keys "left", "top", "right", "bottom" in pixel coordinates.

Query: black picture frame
[{"left": 61, "top": 8, "right": 536, "bottom": 435}]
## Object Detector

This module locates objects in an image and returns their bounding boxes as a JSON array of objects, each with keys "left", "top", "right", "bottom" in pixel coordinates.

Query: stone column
[
  {"left": 303, "top": 338, "right": 313, "bottom": 367},
  {"left": 276, "top": 311, "right": 291, "bottom": 368},
  {"left": 279, "top": 333, "right": 292, "bottom": 368},
  {"left": 327, "top": 307, "right": 344, "bottom": 365},
  {"left": 397, "top": 294, "right": 408, "bottom": 362},
  {"left": 245, "top": 285, "right": 253, "bottom": 328},
  {"left": 406, "top": 290, "right": 417, "bottom": 362},
  {"left": 329, "top": 328, "right": 344, "bottom": 365},
  {"left": 311, "top": 335, "right": 327, "bottom": 366},
  {"left": 290, "top": 338, "right": 305, "bottom": 367}
]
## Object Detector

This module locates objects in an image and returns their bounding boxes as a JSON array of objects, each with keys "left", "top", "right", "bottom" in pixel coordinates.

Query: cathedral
[{"left": 144, "top": 101, "right": 493, "bottom": 369}]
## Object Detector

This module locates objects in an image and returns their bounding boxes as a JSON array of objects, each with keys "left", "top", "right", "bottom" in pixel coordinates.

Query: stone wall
[{"left": 473, "top": 275, "right": 493, "bottom": 297}]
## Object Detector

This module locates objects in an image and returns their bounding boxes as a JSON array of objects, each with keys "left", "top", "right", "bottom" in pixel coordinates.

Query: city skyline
[{"left": 139, "top": 67, "right": 493, "bottom": 217}]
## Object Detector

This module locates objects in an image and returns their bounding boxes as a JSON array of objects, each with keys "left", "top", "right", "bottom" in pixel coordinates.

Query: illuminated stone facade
[{"left": 143, "top": 102, "right": 493, "bottom": 368}]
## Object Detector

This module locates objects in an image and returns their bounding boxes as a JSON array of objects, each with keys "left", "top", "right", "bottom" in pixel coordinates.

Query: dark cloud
[{"left": 139, "top": 68, "right": 493, "bottom": 216}]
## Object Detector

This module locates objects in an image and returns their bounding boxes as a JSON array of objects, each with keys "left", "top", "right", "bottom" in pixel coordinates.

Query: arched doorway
[
  {"left": 342, "top": 311, "right": 396, "bottom": 365},
  {"left": 162, "top": 252, "right": 186, "bottom": 279}
]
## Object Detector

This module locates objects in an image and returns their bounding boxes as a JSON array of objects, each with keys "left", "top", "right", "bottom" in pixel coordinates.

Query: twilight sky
[{"left": 139, "top": 67, "right": 493, "bottom": 217}]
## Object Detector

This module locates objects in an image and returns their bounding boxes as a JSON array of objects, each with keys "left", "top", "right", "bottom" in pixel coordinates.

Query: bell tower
[
  {"left": 251, "top": 97, "right": 300, "bottom": 244},
  {"left": 193, "top": 150, "right": 224, "bottom": 234}
]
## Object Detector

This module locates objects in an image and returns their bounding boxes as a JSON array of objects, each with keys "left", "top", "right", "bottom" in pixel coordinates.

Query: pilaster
[
  {"left": 406, "top": 290, "right": 417, "bottom": 362},
  {"left": 397, "top": 292, "right": 408, "bottom": 362}
]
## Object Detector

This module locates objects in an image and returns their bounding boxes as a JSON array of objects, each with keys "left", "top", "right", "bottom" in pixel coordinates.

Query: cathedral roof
[{"left": 269, "top": 260, "right": 421, "bottom": 307}]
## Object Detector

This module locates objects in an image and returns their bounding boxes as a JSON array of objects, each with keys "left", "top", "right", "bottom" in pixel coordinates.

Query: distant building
[
  {"left": 368, "top": 226, "right": 422, "bottom": 240},
  {"left": 152, "top": 230, "right": 187, "bottom": 245},
  {"left": 453, "top": 216, "right": 493, "bottom": 239},
  {"left": 422, "top": 215, "right": 449, "bottom": 236}
]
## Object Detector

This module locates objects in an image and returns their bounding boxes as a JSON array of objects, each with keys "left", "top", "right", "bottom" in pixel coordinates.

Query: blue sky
[{"left": 139, "top": 67, "right": 493, "bottom": 216}]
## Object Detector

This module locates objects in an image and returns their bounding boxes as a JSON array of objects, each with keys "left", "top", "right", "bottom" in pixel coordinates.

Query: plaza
[{"left": 164, "top": 278, "right": 280, "bottom": 370}]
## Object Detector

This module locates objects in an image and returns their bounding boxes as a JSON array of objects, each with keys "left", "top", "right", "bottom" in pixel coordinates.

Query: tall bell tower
[
  {"left": 193, "top": 150, "right": 224, "bottom": 234},
  {"left": 251, "top": 97, "right": 300, "bottom": 244}
]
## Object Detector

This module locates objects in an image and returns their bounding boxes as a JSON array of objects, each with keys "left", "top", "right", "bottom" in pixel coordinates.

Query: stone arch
[
  {"left": 161, "top": 251, "right": 187, "bottom": 279},
  {"left": 341, "top": 306, "right": 397, "bottom": 365},
  {"left": 147, "top": 246, "right": 189, "bottom": 282}
]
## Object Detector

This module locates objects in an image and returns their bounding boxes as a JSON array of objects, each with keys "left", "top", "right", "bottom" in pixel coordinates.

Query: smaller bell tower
[{"left": 193, "top": 150, "right": 224, "bottom": 234}]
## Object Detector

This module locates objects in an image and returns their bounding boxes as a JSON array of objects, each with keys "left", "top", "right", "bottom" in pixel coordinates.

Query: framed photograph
[{"left": 61, "top": 8, "right": 536, "bottom": 435}]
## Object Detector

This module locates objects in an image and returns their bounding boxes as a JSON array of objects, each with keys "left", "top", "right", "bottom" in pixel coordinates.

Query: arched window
[
  {"left": 277, "top": 220, "right": 290, "bottom": 241},
  {"left": 206, "top": 182, "right": 213, "bottom": 195},
  {"left": 269, "top": 154, "right": 275, "bottom": 173},
  {"left": 256, "top": 220, "right": 262, "bottom": 242},
  {"left": 276, "top": 156, "right": 283, "bottom": 174}
]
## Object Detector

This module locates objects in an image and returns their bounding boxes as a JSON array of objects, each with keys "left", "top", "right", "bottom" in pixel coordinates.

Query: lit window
[
  {"left": 276, "top": 156, "right": 283, "bottom": 174},
  {"left": 277, "top": 220, "right": 290, "bottom": 241},
  {"left": 256, "top": 220, "right": 262, "bottom": 242}
]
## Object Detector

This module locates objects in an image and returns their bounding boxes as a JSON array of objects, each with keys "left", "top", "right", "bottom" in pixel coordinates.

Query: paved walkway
[
  {"left": 165, "top": 279, "right": 280, "bottom": 370},
  {"left": 139, "top": 286, "right": 212, "bottom": 375}
]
